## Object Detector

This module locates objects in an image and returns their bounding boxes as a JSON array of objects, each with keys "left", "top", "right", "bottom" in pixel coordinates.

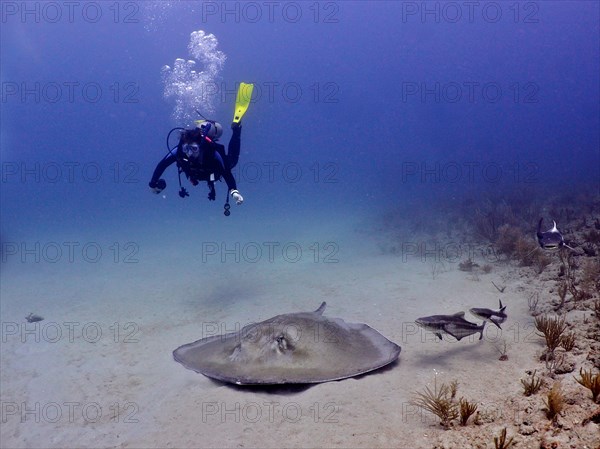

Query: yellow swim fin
[{"left": 232, "top": 82, "right": 254, "bottom": 124}]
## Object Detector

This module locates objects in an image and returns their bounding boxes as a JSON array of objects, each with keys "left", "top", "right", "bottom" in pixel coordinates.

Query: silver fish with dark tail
[{"left": 415, "top": 312, "right": 486, "bottom": 341}]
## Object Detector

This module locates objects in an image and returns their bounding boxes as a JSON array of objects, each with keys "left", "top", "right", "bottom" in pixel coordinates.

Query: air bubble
[{"left": 162, "top": 30, "right": 226, "bottom": 126}]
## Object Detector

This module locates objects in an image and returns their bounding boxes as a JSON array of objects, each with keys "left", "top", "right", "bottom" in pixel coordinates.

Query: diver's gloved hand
[
  {"left": 230, "top": 189, "right": 244, "bottom": 205},
  {"left": 149, "top": 179, "right": 166, "bottom": 194}
]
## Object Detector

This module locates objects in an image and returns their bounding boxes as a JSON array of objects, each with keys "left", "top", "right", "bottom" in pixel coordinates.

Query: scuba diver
[{"left": 148, "top": 83, "right": 253, "bottom": 216}]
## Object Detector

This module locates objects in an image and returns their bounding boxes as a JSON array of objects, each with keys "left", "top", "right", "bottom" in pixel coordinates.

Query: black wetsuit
[{"left": 149, "top": 126, "right": 241, "bottom": 198}]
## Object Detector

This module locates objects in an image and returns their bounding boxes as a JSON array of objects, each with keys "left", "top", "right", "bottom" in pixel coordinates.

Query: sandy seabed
[{"left": 1, "top": 219, "right": 599, "bottom": 449}]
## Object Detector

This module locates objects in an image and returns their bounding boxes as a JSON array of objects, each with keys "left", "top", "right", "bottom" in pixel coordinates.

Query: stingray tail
[{"left": 315, "top": 302, "right": 327, "bottom": 315}]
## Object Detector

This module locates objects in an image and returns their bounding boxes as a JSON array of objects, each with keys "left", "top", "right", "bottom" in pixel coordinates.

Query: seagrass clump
[
  {"left": 575, "top": 368, "right": 600, "bottom": 402},
  {"left": 544, "top": 382, "right": 564, "bottom": 421},
  {"left": 560, "top": 331, "right": 576, "bottom": 351},
  {"left": 459, "top": 398, "right": 478, "bottom": 426},
  {"left": 411, "top": 381, "right": 459, "bottom": 428},
  {"left": 535, "top": 315, "right": 567, "bottom": 353},
  {"left": 493, "top": 427, "right": 515, "bottom": 449},
  {"left": 521, "top": 370, "right": 544, "bottom": 396}
]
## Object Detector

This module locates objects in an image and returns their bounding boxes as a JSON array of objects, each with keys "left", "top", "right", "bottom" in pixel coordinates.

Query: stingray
[{"left": 173, "top": 302, "right": 401, "bottom": 385}]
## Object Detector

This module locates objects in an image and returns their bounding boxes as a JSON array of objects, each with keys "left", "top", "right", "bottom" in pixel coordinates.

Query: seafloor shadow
[
  {"left": 411, "top": 342, "right": 489, "bottom": 369},
  {"left": 206, "top": 359, "right": 401, "bottom": 395}
]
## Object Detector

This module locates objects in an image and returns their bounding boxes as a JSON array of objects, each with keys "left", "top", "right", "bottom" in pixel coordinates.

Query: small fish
[
  {"left": 469, "top": 300, "right": 507, "bottom": 329},
  {"left": 25, "top": 313, "right": 44, "bottom": 323},
  {"left": 415, "top": 312, "right": 486, "bottom": 341},
  {"left": 536, "top": 218, "right": 574, "bottom": 250}
]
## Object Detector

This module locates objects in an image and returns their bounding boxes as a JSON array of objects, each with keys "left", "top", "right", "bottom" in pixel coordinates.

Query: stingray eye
[{"left": 276, "top": 334, "right": 288, "bottom": 351}]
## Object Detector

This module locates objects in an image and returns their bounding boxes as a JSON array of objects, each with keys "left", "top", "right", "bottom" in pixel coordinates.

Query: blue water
[{"left": 2, "top": 1, "right": 598, "bottom": 244}]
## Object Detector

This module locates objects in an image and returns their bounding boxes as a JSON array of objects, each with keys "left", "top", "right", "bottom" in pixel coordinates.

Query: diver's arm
[
  {"left": 222, "top": 170, "right": 237, "bottom": 192},
  {"left": 224, "top": 172, "right": 243, "bottom": 204},
  {"left": 149, "top": 153, "right": 176, "bottom": 190},
  {"left": 214, "top": 148, "right": 242, "bottom": 204},
  {"left": 215, "top": 150, "right": 237, "bottom": 191},
  {"left": 227, "top": 124, "right": 241, "bottom": 169}
]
